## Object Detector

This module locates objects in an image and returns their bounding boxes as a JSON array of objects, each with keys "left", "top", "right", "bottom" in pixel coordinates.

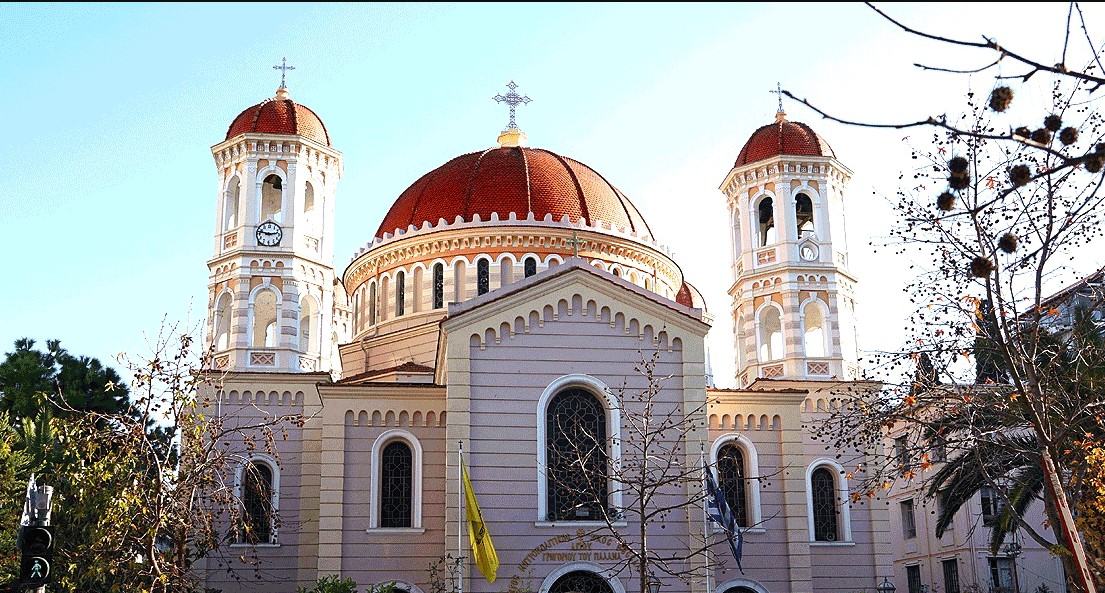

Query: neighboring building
[
  {"left": 886, "top": 430, "right": 1068, "bottom": 593},
  {"left": 194, "top": 81, "right": 892, "bottom": 593},
  {"left": 883, "top": 270, "right": 1105, "bottom": 593}
]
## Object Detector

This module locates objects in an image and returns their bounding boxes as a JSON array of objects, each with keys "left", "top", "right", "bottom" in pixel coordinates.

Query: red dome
[
  {"left": 225, "top": 90, "right": 331, "bottom": 146},
  {"left": 375, "top": 146, "right": 652, "bottom": 240},
  {"left": 734, "top": 114, "right": 834, "bottom": 167}
]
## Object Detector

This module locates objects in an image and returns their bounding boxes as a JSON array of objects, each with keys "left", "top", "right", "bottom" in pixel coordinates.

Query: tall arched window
[
  {"left": 214, "top": 293, "right": 232, "bottom": 351},
  {"left": 224, "top": 177, "right": 240, "bottom": 231},
  {"left": 549, "top": 571, "right": 614, "bottom": 593},
  {"left": 758, "top": 306, "right": 783, "bottom": 361},
  {"left": 433, "top": 263, "right": 444, "bottom": 309},
  {"left": 795, "top": 193, "right": 814, "bottom": 236},
  {"left": 803, "top": 301, "right": 826, "bottom": 358},
  {"left": 546, "top": 388, "right": 608, "bottom": 521},
  {"left": 299, "top": 297, "right": 318, "bottom": 354},
  {"left": 811, "top": 467, "right": 839, "bottom": 541},
  {"left": 241, "top": 460, "right": 275, "bottom": 543},
  {"left": 524, "top": 257, "right": 538, "bottom": 278},
  {"left": 369, "top": 282, "right": 378, "bottom": 325},
  {"left": 757, "top": 197, "right": 775, "bottom": 246},
  {"left": 252, "top": 289, "right": 278, "bottom": 348},
  {"left": 412, "top": 267, "right": 423, "bottom": 313},
  {"left": 395, "top": 271, "right": 406, "bottom": 316},
  {"left": 260, "top": 174, "right": 283, "bottom": 223},
  {"left": 718, "top": 443, "right": 749, "bottom": 527},
  {"left": 380, "top": 441, "right": 413, "bottom": 527},
  {"left": 380, "top": 276, "right": 390, "bottom": 321},
  {"left": 477, "top": 259, "right": 490, "bottom": 295}
]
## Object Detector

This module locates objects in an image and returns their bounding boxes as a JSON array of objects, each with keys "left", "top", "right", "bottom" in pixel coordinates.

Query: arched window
[
  {"left": 757, "top": 197, "right": 775, "bottom": 246},
  {"left": 240, "top": 460, "right": 275, "bottom": 544},
  {"left": 803, "top": 301, "right": 826, "bottom": 358},
  {"left": 477, "top": 259, "right": 490, "bottom": 295},
  {"left": 795, "top": 193, "right": 814, "bottom": 237},
  {"left": 546, "top": 388, "right": 608, "bottom": 521},
  {"left": 369, "top": 282, "right": 377, "bottom": 326},
  {"left": 758, "top": 306, "right": 783, "bottom": 361},
  {"left": 224, "top": 177, "right": 240, "bottom": 231},
  {"left": 299, "top": 297, "right": 318, "bottom": 355},
  {"left": 252, "top": 289, "right": 278, "bottom": 348},
  {"left": 380, "top": 276, "right": 390, "bottom": 321},
  {"left": 717, "top": 443, "right": 749, "bottom": 527},
  {"left": 811, "top": 467, "right": 839, "bottom": 541},
  {"left": 260, "top": 174, "right": 283, "bottom": 223},
  {"left": 304, "top": 181, "right": 315, "bottom": 216},
  {"left": 214, "top": 293, "right": 232, "bottom": 351},
  {"left": 549, "top": 571, "right": 614, "bottom": 593},
  {"left": 524, "top": 257, "right": 538, "bottom": 278},
  {"left": 380, "top": 441, "right": 413, "bottom": 528},
  {"left": 433, "top": 263, "right": 444, "bottom": 309},
  {"left": 353, "top": 289, "right": 362, "bottom": 332},
  {"left": 396, "top": 271, "right": 406, "bottom": 316}
]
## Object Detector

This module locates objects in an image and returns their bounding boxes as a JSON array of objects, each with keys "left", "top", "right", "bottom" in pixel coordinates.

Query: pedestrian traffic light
[{"left": 19, "top": 525, "right": 53, "bottom": 587}]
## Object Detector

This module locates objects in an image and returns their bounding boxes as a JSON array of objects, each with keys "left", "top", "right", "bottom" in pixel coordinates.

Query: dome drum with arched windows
[{"left": 341, "top": 143, "right": 701, "bottom": 340}]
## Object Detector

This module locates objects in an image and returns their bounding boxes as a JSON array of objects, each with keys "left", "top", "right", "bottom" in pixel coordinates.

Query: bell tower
[
  {"left": 719, "top": 108, "right": 860, "bottom": 388},
  {"left": 205, "top": 81, "right": 348, "bottom": 374}
]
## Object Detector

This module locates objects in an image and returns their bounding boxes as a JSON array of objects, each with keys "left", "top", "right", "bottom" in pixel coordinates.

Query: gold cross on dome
[
  {"left": 493, "top": 80, "right": 531, "bottom": 130},
  {"left": 273, "top": 57, "right": 295, "bottom": 89}
]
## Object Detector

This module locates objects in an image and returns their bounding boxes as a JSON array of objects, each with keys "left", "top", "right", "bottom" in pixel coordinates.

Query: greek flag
[{"left": 704, "top": 462, "right": 744, "bottom": 574}]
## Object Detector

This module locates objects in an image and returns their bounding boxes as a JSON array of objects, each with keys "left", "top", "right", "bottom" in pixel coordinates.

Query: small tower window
[
  {"left": 304, "top": 181, "right": 315, "bottom": 215},
  {"left": 796, "top": 194, "right": 814, "bottom": 237},
  {"left": 477, "top": 259, "right": 490, "bottom": 295},
  {"left": 260, "top": 174, "right": 283, "bottom": 223},
  {"left": 758, "top": 306, "right": 783, "bottom": 361},
  {"left": 757, "top": 197, "right": 776, "bottom": 246},
  {"left": 396, "top": 271, "right": 406, "bottom": 316},
  {"left": 433, "top": 263, "right": 444, "bottom": 309},
  {"left": 803, "top": 301, "right": 826, "bottom": 358},
  {"left": 252, "top": 289, "right": 279, "bottom": 348},
  {"left": 299, "top": 297, "right": 319, "bottom": 355},
  {"left": 224, "top": 177, "right": 241, "bottom": 231},
  {"left": 214, "top": 293, "right": 232, "bottom": 351},
  {"left": 524, "top": 257, "right": 537, "bottom": 278}
]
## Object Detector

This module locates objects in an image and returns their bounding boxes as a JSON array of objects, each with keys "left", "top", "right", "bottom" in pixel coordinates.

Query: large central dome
[{"left": 374, "top": 146, "right": 653, "bottom": 240}]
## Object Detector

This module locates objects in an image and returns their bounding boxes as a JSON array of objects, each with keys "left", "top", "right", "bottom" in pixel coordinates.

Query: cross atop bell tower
[{"left": 273, "top": 57, "right": 295, "bottom": 90}]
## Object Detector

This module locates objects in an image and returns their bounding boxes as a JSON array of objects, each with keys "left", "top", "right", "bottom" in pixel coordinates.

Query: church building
[{"left": 196, "top": 78, "right": 892, "bottom": 593}]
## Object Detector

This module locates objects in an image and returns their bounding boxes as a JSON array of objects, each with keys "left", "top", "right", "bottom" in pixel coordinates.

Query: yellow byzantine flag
[{"left": 463, "top": 463, "right": 499, "bottom": 583}]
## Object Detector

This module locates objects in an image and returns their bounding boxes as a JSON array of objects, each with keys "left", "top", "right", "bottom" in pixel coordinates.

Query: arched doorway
[{"left": 549, "top": 570, "right": 614, "bottom": 593}]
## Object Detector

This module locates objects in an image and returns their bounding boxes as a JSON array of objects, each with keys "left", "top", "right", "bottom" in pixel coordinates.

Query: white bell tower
[
  {"left": 205, "top": 81, "right": 348, "bottom": 375},
  {"left": 719, "top": 108, "right": 860, "bottom": 388}
]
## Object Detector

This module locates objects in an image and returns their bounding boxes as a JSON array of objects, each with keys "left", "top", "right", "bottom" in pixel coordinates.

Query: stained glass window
[
  {"left": 242, "top": 461, "right": 274, "bottom": 543},
  {"left": 477, "top": 259, "right": 490, "bottom": 295},
  {"left": 718, "top": 443, "right": 749, "bottom": 527},
  {"left": 433, "top": 263, "right": 444, "bottom": 309},
  {"left": 381, "top": 441, "right": 413, "bottom": 527},
  {"left": 524, "top": 257, "right": 537, "bottom": 278},
  {"left": 811, "top": 467, "right": 839, "bottom": 541},
  {"left": 549, "top": 570, "right": 613, "bottom": 593},
  {"left": 547, "top": 389, "right": 607, "bottom": 521},
  {"left": 396, "top": 271, "right": 405, "bottom": 316}
]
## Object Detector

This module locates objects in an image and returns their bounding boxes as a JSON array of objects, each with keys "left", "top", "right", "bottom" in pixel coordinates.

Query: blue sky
[{"left": 2, "top": 2, "right": 1101, "bottom": 388}]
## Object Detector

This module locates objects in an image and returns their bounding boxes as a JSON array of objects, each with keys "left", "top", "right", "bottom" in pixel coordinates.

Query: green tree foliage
[{"left": 0, "top": 338, "right": 130, "bottom": 421}]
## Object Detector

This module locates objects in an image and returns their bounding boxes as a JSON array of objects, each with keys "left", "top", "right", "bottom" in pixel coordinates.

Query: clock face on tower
[{"left": 256, "top": 221, "right": 282, "bottom": 246}]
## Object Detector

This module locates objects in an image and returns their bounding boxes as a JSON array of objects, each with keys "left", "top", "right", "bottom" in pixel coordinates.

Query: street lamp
[
  {"left": 876, "top": 578, "right": 896, "bottom": 593},
  {"left": 647, "top": 578, "right": 661, "bottom": 593}
]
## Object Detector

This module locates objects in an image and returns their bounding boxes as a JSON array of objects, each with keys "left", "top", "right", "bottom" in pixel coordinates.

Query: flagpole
[
  {"left": 458, "top": 440, "right": 464, "bottom": 593},
  {"left": 701, "top": 446, "right": 711, "bottom": 593}
]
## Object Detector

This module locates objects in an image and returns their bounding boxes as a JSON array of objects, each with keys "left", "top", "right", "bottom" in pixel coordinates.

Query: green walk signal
[{"left": 19, "top": 525, "right": 54, "bottom": 586}]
